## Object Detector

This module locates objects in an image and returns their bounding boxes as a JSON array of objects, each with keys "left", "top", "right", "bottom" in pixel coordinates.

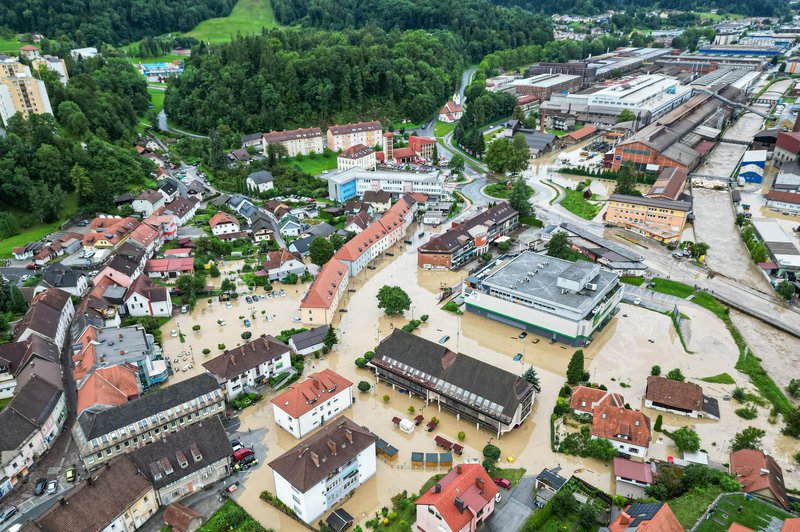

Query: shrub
[
  {"left": 383, "top": 395, "right": 390, "bottom": 403},
  {"left": 654, "top": 414, "right": 663, "bottom": 432},
  {"left": 408, "top": 406, "right": 416, "bottom": 415},
  {"left": 787, "top": 378, "right": 800, "bottom": 398},
  {"left": 192, "top": 324, "right": 201, "bottom": 331},
  {"left": 364, "top": 351, "right": 375, "bottom": 361},
  {"left": 553, "top": 396, "right": 571, "bottom": 416},
  {"left": 651, "top": 365, "right": 661, "bottom": 376},
  {"left": 420, "top": 314, "right": 429, "bottom": 322},
  {"left": 558, "top": 384, "right": 572, "bottom": 398},
  {"left": 355, "top": 357, "right": 367, "bottom": 368},
  {"left": 483, "top": 444, "right": 501, "bottom": 461},
  {"left": 202, "top": 348, "right": 211, "bottom": 355},
  {"left": 401, "top": 323, "right": 415, "bottom": 333},
  {"left": 357, "top": 381, "right": 371, "bottom": 392},
  {"left": 481, "top": 458, "right": 496, "bottom": 475},
  {"left": 458, "top": 431, "right": 466, "bottom": 441},
  {"left": 670, "top": 426, "right": 701, "bottom": 452},
  {"left": 431, "top": 416, "right": 439, "bottom": 425},
  {"left": 732, "top": 387, "right": 747, "bottom": 402},
  {"left": 736, "top": 405, "right": 758, "bottom": 420},
  {"left": 667, "top": 368, "right": 685, "bottom": 382},
  {"left": 218, "top": 343, "right": 226, "bottom": 350}
]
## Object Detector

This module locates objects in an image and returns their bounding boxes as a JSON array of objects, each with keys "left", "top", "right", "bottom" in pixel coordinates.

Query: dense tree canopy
[
  {"left": 0, "top": 0, "right": 235, "bottom": 46},
  {"left": 166, "top": 29, "right": 466, "bottom": 133},
  {"left": 491, "top": 0, "right": 786, "bottom": 17}
]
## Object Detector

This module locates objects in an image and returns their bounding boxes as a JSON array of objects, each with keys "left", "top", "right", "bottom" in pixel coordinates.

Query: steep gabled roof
[
  {"left": 416, "top": 464, "right": 498, "bottom": 531},
  {"left": 271, "top": 369, "right": 352, "bottom": 418},
  {"left": 730, "top": 449, "right": 789, "bottom": 509},
  {"left": 591, "top": 406, "right": 651, "bottom": 449},
  {"left": 202, "top": 336, "right": 290, "bottom": 380}
]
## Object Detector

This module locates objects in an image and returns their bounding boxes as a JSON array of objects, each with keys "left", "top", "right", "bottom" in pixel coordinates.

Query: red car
[
  {"left": 494, "top": 478, "right": 512, "bottom": 490},
  {"left": 25, "top": 263, "right": 41, "bottom": 270}
]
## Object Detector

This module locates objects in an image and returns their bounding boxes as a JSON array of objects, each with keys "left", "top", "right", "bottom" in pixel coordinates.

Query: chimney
[
  {"left": 327, "top": 439, "right": 337, "bottom": 455},
  {"left": 619, "top": 512, "right": 631, "bottom": 525},
  {"left": 760, "top": 468, "right": 770, "bottom": 476},
  {"left": 475, "top": 477, "right": 484, "bottom": 490},
  {"left": 793, "top": 112, "right": 800, "bottom": 132},
  {"left": 456, "top": 465, "right": 462, "bottom": 474},
  {"left": 310, "top": 451, "right": 320, "bottom": 467},
  {"left": 344, "top": 429, "right": 353, "bottom": 443},
  {"left": 454, "top": 496, "right": 465, "bottom": 514},
  {"left": 298, "top": 445, "right": 308, "bottom": 459},
  {"left": 539, "top": 112, "right": 544, "bottom": 133},
  {"left": 433, "top": 483, "right": 441, "bottom": 493}
]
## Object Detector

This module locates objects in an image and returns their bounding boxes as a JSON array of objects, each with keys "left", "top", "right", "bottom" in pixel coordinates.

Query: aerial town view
[{"left": 2, "top": 0, "right": 800, "bottom": 531}]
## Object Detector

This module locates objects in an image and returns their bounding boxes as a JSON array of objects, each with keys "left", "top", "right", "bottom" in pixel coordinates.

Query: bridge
[
  {"left": 718, "top": 138, "right": 753, "bottom": 146},
  {"left": 694, "top": 88, "right": 772, "bottom": 119}
]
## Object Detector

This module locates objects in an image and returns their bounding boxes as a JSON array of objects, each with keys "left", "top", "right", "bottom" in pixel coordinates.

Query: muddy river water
[{"left": 160, "top": 229, "right": 798, "bottom": 530}]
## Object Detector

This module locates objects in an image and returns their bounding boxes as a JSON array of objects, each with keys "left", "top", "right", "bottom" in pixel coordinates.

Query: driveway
[{"left": 481, "top": 475, "right": 536, "bottom": 532}]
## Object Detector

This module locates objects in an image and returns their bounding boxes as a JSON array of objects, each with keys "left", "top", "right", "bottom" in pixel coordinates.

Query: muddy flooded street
[{"left": 155, "top": 230, "right": 799, "bottom": 530}]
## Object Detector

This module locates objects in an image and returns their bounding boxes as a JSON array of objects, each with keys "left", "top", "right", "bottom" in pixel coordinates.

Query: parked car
[
  {"left": 34, "top": 478, "right": 47, "bottom": 496},
  {"left": 672, "top": 251, "right": 683, "bottom": 259},
  {"left": 230, "top": 439, "right": 243, "bottom": 452},
  {"left": 226, "top": 302, "right": 233, "bottom": 309},
  {"left": 181, "top": 305, "right": 189, "bottom": 314},
  {"left": 244, "top": 319, "right": 251, "bottom": 327},
  {"left": 245, "top": 296, "right": 253, "bottom": 303},
  {"left": 495, "top": 492, "right": 502, "bottom": 503},
  {"left": 494, "top": 478, "right": 512, "bottom": 490},
  {"left": 76, "top": 219, "right": 90, "bottom": 227},
  {"left": 170, "top": 329, "right": 178, "bottom": 338},
  {"left": 0, "top": 505, "right": 17, "bottom": 523},
  {"left": 65, "top": 468, "right": 77, "bottom": 482},
  {"left": 25, "top": 263, "right": 40, "bottom": 270},
  {"left": 252, "top": 295, "right": 260, "bottom": 302},
  {"left": 267, "top": 315, "right": 273, "bottom": 322},
  {"left": 292, "top": 317, "right": 302, "bottom": 323},
  {"left": 233, "top": 448, "right": 254, "bottom": 462},
  {"left": 439, "top": 335, "right": 450, "bottom": 344},
  {"left": 518, "top": 332, "right": 527, "bottom": 339},
  {"left": 46, "top": 480, "right": 58, "bottom": 495},
  {"left": 633, "top": 297, "right": 642, "bottom": 305}
]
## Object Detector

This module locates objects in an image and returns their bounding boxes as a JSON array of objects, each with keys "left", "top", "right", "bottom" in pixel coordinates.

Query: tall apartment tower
[{"left": 0, "top": 55, "right": 53, "bottom": 126}]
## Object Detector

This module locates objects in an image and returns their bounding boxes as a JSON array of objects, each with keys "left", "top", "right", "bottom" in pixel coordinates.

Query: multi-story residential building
[
  {"left": 415, "top": 464, "right": 499, "bottom": 532},
  {"left": 605, "top": 194, "right": 691, "bottom": 243},
  {"left": 591, "top": 405, "right": 651, "bottom": 458},
  {"left": 161, "top": 197, "right": 200, "bottom": 227},
  {"left": 569, "top": 386, "right": 624, "bottom": 417},
  {"left": 644, "top": 376, "right": 720, "bottom": 420},
  {"left": 260, "top": 249, "right": 306, "bottom": 281},
  {"left": 327, "top": 168, "right": 444, "bottom": 202},
  {"left": 271, "top": 369, "right": 353, "bottom": 438},
  {"left": 209, "top": 212, "right": 240, "bottom": 236},
  {"left": 417, "top": 203, "right": 519, "bottom": 270},
  {"left": 73, "top": 373, "right": 224, "bottom": 469},
  {"left": 32, "top": 55, "right": 69, "bottom": 84},
  {"left": 269, "top": 417, "right": 377, "bottom": 524},
  {"left": 34, "top": 454, "right": 159, "bottom": 532},
  {"left": 326, "top": 121, "right": 383, "bottom": 152},
  {"left": 0, "top": 335, "right": 61, "bottom": 399},
  {"left": 464, "top": 253, "right": 622, "bottom": 346},
  {"left": 130, "top": 416, "right": 233, "bottom": 506},
  {"left": 94, "top": 240, "right": 148, "bottom": 288},
  {"left": 299, "top": 259, "right": 350, "bottom": 326},
  {"left": 262, "top": 127, "right": 324, "bottom": 157},
  {"left": 82, "top": 216, "right": 140, "bottom": 250},
  {"left": 125, "top": 274, "right": 173, "bottom": 317},
  {"left": 13, "top": 288, "right": 75, "bottom": 348},
  {"left": 408, "top": 135, "right": 437, "bottom": 160},
  {"left": 246, "top": 170, "right": 275, "bottom": 194},
  {"left": 132, "top": 189, "right": 166, "bottom": 217},
  {"left": 362, "top": 190, "right": 392, "bottom": 213},
  {"left": 0, "top": 375, "right": 66, "bottom": 497},
  {"left": 202, "top": 336, "right": 292, "bottom": 398},
  {"left": 337, "top": 144, "right": 377, "bottom": 171},
  {"left": 371, "top": 329, "right": 535, "bottom": 437},
  {"left": 0, "top": 55, "right": 53, "bottom": 126}
]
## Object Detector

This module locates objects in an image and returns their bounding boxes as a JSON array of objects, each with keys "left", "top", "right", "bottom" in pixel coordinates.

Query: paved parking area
[{"left": 481, "top": 475, "right": 536, "bottom": 532}]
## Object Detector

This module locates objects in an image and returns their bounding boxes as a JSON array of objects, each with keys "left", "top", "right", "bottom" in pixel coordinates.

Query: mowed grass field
[
  {"left": 0, "top": 36, "right": 22, "bottom": 54},
  {"left": 188, "top": 0, "right": 278, "bottom": 42}
]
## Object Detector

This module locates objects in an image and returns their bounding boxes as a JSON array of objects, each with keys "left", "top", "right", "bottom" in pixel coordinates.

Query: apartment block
[{"left": 0, "top": 55, "right": 53, "bottom": 125}]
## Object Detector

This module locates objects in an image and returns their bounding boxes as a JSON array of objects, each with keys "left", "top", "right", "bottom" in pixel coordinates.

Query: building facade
[
  {"left": 605, "top": 194, "right": 690, "bottom": 243},
  {"left": 337, "top": 144, "right": 377, "bottom": 171},
  {"left": 327, "top": 168, "right": 444, "bottom": 202},
  {"left": 0, "top": 55, "right": 53, "bottom": 126},
  {"left": 270, "top": 369, "right": 353, "bottom": 438},
  {"left": 262, "top": 127, "right": 324, "bottom": 157},
  {"left": 326, "top": 121, "right": 383, "bottom": 152},
  {"left": 202, "top": 336, "right": 292, "bottom": 398}
]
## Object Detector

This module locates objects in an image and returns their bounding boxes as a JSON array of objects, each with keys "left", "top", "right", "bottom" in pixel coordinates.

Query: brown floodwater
[{"left": 160, "top": 224, "right": 799, "bottom": 531}]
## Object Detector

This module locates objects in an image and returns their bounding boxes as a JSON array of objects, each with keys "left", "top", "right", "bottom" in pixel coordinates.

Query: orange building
[{"left": 605, "top": 194, "right": 690, "bottom": 243}]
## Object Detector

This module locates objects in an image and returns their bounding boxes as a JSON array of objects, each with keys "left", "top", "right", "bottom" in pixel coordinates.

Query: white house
[
  {"left": 132, "top": 189, "right": 166, "bottom": 217},
  {"left": 270, "top": 369, "right": 352, "bottom": 439},
  {"left": 591, "top": 406, "right": 651, "bottom": 458},
  {"left": 125, "top": 275, "right": 173, "bottom": 317},
  {"left": 337, "top": 144, "right": 377, "bottom": 171},
  {"left": 268, "top": 418, "right": 377, "bottom": 524},
  {"left": 246, "top": 170, "right": 275, "bottom": 195},
  {"left": 278, "top": 215, "right": 304, "bottom": 237},
  {"left": 202, "top": 336, "right": 291, "bottom": 398},
  {"left": 260, "top": 249, "right": 306, "bottom": 281},
  {"left": 209, "top": 212, "right": 240, "bottom": 236},
  {"left": 13, "top": 288, "right": 74, "bottom": 348},
  {"left": 287, "top": 325, "right": 329, "bottom": 356},
  {"left": 438, "top": 100, "right": 464, "bottom": 123},
  {"left": 37, "top": 266, "right": 88, "bottom": 297}
]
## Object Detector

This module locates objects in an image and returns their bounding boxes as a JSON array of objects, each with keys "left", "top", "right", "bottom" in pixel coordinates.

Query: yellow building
[
  {"left": 32, "top": 55, "right": 69, "bottom": 84},
  {"left": 605, "top": 194, "right": 691, "bottom": 243},
  {"left": 0, "top": 55, "right": 53, "bottom": 125}
]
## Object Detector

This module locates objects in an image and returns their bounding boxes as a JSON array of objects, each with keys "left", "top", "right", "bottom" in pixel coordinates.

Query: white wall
[
  {"left": 273, "top": 386, "right": 353, "bottom": 438},
  {"left": 212, "top": 222, "right": 240, "bottom": 236}
]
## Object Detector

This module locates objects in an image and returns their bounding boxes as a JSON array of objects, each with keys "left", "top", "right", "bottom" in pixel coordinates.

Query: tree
[
  {"left": 432, "top": 144, "right": 439, "bottom": 166},
  {"left": 324, "top": 326, "right": 338, "bottom": 349},
  {"left": 508, "top": 133, "right": 531, "bottom": 175},
  {"left": 309, "top": 237, "right": 335, "bottom": 267},
  {"left": 57, "top": 101, "right": 89, "bottom": 138},
  {"left": 578, "top": 504, "right": 599, "bottom": 530},
  {"left": 616, "top": 109, "right": 636, "bottom": 124},
  {"left": 667, "top": 368, "right": 685, "bottom": 382},
  {"left": 175, "top": 273, "right": 206, "bottom": 299},
  {"left": 731, "top": 427, "right": 766, "bottom": 451},
  {"left": 220, "top": 278, "right": 235, "bottom": 292},
  {"left": 448, "top": 154, "right": 465, "bottom": 174},
  {"left": 508, "top": 176, "right": 532, "bottom": 216},
  {"left": 208, "top": 129, "right": 227, "bottom": 171},
  {"left": 670, "top": 426, "right": 701, "bottom": 453},
  {"left": 777, "top": 280, "right": 795, "bottom": 300},
  {"left": 546, "top": 231, "right": 572, "bottom": 260},
  {"left": 551, "top": 488, "right": 577, "bottom": 515},
  {"left": 614, "top": 163, "right": 641, "bottom": 196},
  {"left": 484, "top": 137, "right": 512, "bottom": 174},
  {"left": 788, "top": 379, "right": 800, "bottom": 398},
  {"left": 566, "top": 349, "right": 585, "bottom": 385},
  {"left": 512, "top": 105, "right": 526, "bottom": 121},
  {"left": 651, "top": 365, "right": 661, "bottom": 376},
  {"left": 376, "top": 285, "right": 411, "bottom": 316},
  {"left": 329, "top": 233, "right": 346, "bottom": 251},
  {"left": 691, "top": 242, "right": 710, "bottom": 259},
  {"left": 654, "top": 414, "right": 663, "bottom": 432},
  {"left": 357, "top": 381, "right": 371, "bottom": 392},
  {"left": 521, "top": 367, "right": 542, "bottom": 393},
  {"left": 782, "top": 408, "right": 800, "bottom": 438},
  {"left": 482, "top": 444, "right": 501, "bottom": 461}
]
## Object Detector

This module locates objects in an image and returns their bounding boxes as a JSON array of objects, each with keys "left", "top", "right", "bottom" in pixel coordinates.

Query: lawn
[
  {"left": 537, "top": 513, "right": 579, "bottom": 532},
  {"left": 434, "top": 120, "right": 458, "bottom": 138},
  {"left": 669, "top": 486, "right": 724, "bottom": 529},
  {"left": 0, "top": 190, "right": 78, "bottom": 258},
  {"left": 0, "top": 397, "right": 11, "bottom": 411},
  {"left": 619, "top": 276, "right": 645, "bottom": 286},
  {"left": 494, "top": 467, "right": 526, "bottom": 487},
  {"left": 700, "top": 373, "right": 736, "bottom": 385},
  {"left": 148, "top": 88, "right": 166, "bottom": 115},
  {"left": 188, "top": 0, "right": 278, "bottom": 42},
  {"left": 0, "top": 36, "right": 22, "bottom": 54},
  {"left": 198, "top": 500, "right": 269, "bottom": 532},
  {"left": 649, "top": 277, "right": 696, "bottom": 299},
  {"left": 287, "top": 152, "right": 338, "bottom": 176},
  {"left": 545, "top": 128, "right": 570, "bottom": 138},
  {"left": 484, "top": 182, "right": 533, "bottom": 199},
  {"left": 695, "top": 493, "right": 792, "bottom": 532},
  {"left": 127, "top": 54, "right": 185, "bottom": 64},
  {"left": 483, "top": 127, "right": 504, "bottom": 143},
  {"left": 560, "top": 189, "right": 603, "bottom": 220}
]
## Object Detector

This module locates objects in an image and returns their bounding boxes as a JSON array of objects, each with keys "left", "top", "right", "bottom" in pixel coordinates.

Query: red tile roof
[
  {"left": 729, "top": 524, "right": 756, "bottom": 532},
  {"left": 163, "top": 503, "right": 201, "bottom": 532},
  {"left": 392, "top": 147, "right": 417, "bottom": 159},
  {"left": 613, "top": 457, "right": 653, "bottom": 484},
  {"left": 263, "top": 127, "right": 323, "bottom": 143},
  {"left": 609, "top": 503, "right": 682, "bottom": 532},
  {"left": 591, "top": 406, "right": 651, "bottom": 449},
  {"left": 440, "top": 101, "right": 463, "bottom": 115},
  {"left": 567, "top": 124, "right": 598, "bottom": 141},
  {"left": 570, "top": 386, "right": 624, "bottom": 414},
  {"left": 77, "top": 365, "right": 140, "bottom": 414},
  {"left": 209, "top": 212, "right": 238, "bottom": 230},
  {"left": 776, "top": 131, "right": 800, "bottom": 155},
  {"left": 328, "top": 121, "right": 382, "bottom": 136},
  {"left": 270, "top": 369, "right": 352, "bottom": 418},
  {"left": 782, "top": 518, "right": 800, "bottom": 532},
  {"left": 416, "top": 464, "right": 498, "bottom": 532},
  {"left": 127, "top": 274, "right": 169, "bottom": 303},
  {"left": 144, "top": 257, "right": 195, "bottom": 273},
  {"left": 262, "top": 249, "right": 302, "bottom": 271},
  {"left": 766, "top": 190, "right": 800, "bottom": 205},
  {"left": 645, "top": 376, "right": 704, "bottom": 412},
  {"left": 340, "top": 143, "right": 374, "bottom": 159},
  {"left": 300, "top": 259, "right": 348, "bottom": 310},
  {"left": 164, "top": 248, "right": 193, "bottom": 256},
  {"left": 730, "top": 449, "right": 789, "bottom": 509}
]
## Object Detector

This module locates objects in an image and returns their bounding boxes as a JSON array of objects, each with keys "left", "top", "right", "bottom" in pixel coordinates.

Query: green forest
[
  {"left": 492, "top": 0, "right": 787, "bottom": 16},
  {"left": 165, "top": 28, "right": 468, "bottom": 133},
  {"left": 0, "top": 0, "right": 236, "bottom": 46}
]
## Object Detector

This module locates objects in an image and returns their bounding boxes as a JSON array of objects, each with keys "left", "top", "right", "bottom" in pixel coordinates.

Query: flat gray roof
[
  {"left": 327, "top": 168, "right": 442, "bottom": 185},
  {"left": 478, "top": 252, "right": 618, "bottom": 313}
]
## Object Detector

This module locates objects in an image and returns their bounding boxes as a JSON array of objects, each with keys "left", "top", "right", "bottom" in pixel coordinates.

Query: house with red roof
[
  {"left": 591, "top": 405, "right": 651, "bottom": 458},
  {"left": 766, "top": 190, "right": 800, "bottom": 214},
  {"left": 337, "top": 143, "right": 376, "bottom": 171},
  {"left": 775, "top": 131, "right": 800, "bottom": 164},
  {"left": 300, "top": 259, "right": 350, "bottom": 325},
  {"left": 415, "top": 464, "right": 499, "bottom": 532},
  {"left": 125, "top": 274, "right": 173, "bottom": 317},
  {"left": 270, "top": 369, "right": 353, "bottom": 438},
  {"left": 209, "top": 212, "right": 240, "bottom": 236},
  {"left": 730, "top": 449, "right": 789, "bottom": 509},
  {"left": 608, "top": 502, "right": 682, "bottom": 532},
  {"left": 439, "top": 100, "right": 464, "bottom": 123},
  {"left": 76, "top": 365, "right": 140, "bottom": 415},
  {"left": 570, "top": 385, "right": 624, "bottom": 416},
  {"left": 614, "top": 456, "right": 654, "bottom": 497},
  {"left": 144, "top": 257, "right": 195, "bottom": 279}
]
